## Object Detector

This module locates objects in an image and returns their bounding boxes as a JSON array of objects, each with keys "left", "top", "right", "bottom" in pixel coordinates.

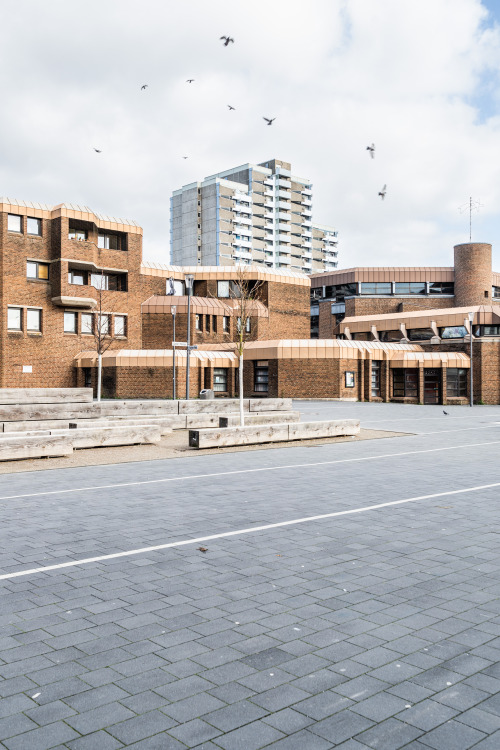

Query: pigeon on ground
[
  {"left": 141, "top": 84, "right": 148, "bottom": 90},
  {"left": 378, "top": 184, "right": 387, "bottom": 200},
  {"left": 197, "top": 547, "right": 208, "bottom": 553},
  {"left": 443, "top": 410, "right": 449, "bottom": 415},
  {"left": 220, "top": 36, "right": 234, "bottom": 46},
  {"left": 366, "top": 143, "right": 375, "bottom": 158},
  {"left": 263, "top": 117, "right": 276, "bottom": 126}
]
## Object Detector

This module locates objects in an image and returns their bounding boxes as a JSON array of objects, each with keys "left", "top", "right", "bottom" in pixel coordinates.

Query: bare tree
[
  {"left": 222, "top": 266, "right": 264, "bottom": 426},
  {"left": 88, "top": 270, "right": 123, "bottom": 401}
]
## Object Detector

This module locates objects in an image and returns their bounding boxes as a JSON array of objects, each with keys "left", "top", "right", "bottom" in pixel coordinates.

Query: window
[
  {"left": 98, "top": 233, "right": 121, "bottom": 250},
  {"left": 254, "top": 361, "right": 268, "bottom": 392},
  {"left": 68, "top": 228, "right": 87, "bottom": 241},
  {"left": 27, "top": 261, "right": 49, "bottom": 280},
  {"left": 114, "top": 315, "right": 126, "bottom": 336},
  {"left": 7, "top": 214, "right": 22, "bottom": 233},
  {"left": 447, "top": 368, "right": 467, "bottom": 397},
  {"left": 195, "top": 314, "right": 201, "bottom": 330},
  {"left": 379, "top": 330, "right": 403, "bottom": 342},
  {"left": 27, "top": 217, "right": 42, "bottom": 236},
  {"left": 440, "top": 326, "right": 467, "bottom": 339},
  {"left": 91, "top": 273, "right": 108, "bottom": 290},
  {"left": 166, "top": 278, "right": 185, "bottom": 295},
  {"left": 360, "top": 282, "right": 392, "bottom": 295},
  {"left": 212, "top": 315, "right": 217, "bottom": 333},
  {"left": 64, "top": 311, "right": 77, "bottom": 333},
  {"left": 407, "top": 328, "right": 435, "bottom": 340},
  {"left": 7, "top": 307, "right": 22, "bottom": 330},
  {"left": 27, "top": 308, "right": 41, "bottom": 332},
  {"left": 223, "top": 316, "right": 229, "bottom": 332},
  {"left": 311, "top": 313, "right": 319, "bottom": 339},
  {"left": 205, "top": 314, "right": 210, "bottom": 331},
  {"left": 218, "top": 281, "right": 230, "bottom": 298},
  {"left": 482, "top": 325, "right": 500, "bottom": 336},
  {"left": 393, "top": 369, "right": 418, "bottom": 398},
  {"left": 97, "top": 314, "right": 109, "bottom": 335},
  {"left": 493, "top": 286, "right": 500, "bottom": 299},
  {"left": 213, "top": 368, "right": 228, "bottom": 392},
  {"left": 371, "top": 361, "right": 380, "bottom": 397},
  {"left": 395, "top": 282, "right": 426, "bottom": 295},
  {"left": 68, "top": 270, "right": 85, "bottom": 285},
  {"left": 81, "top": 313, "right": 93, "bottom": 334},
  {"left": 90, "top": 272, "right": 126, "bottom": 291},
  {"left": 429, "top": 282, "right": 454, "bottom": 295},
  {"left": 345, "top": 371, "right": 355, "bottom": 388}
]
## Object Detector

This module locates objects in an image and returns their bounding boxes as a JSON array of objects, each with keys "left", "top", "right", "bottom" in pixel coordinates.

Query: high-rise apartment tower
[{"left": 170, "top": 159, "right": 339, "bottom": 273}]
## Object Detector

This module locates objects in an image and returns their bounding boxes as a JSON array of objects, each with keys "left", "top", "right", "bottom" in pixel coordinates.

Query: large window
[
  {"left": 360, "top": 282, "right": 392, "bottom": 295},
  {"left": 27, "top": 308, "right": 41, "bottom": 332},
  {"left": 254, "top": 361, "right": 269, "bottom": 392},
  {"left": 195, "top": 314, "right": 201, "bottom": 330},
  {"left": 81, "top": 313, "right": 93, "bottom": 334},
  {"left": 222, "top": 316, "right": 229, "bottom": 332},
  {"left": 7, "top": 307, "right": 22, "bottom": 330},
  {"left": 395, "top": 282, "right": 426, "bottom": 295},
  {"left": 311, "top": 313, "right": 319, "bottom": 339},
  {"left": 27, "top": 217, "right": 42, "bottom": 236},
  {"left": 213, "top": 368, "right": 228, "bottom": 392},
  {"left": 447, "top": 368, "right": 467, "bottom": 397},
  {"left": 407, "top": 328, "right": 435, "bottom": 341},
  {"left": 114, "top": 315, "right": 126, "bottom": 336},
  {"left": 440, "top": 326, "right": 467, "bottom": 339},
  {"left": 97, "top": 314, "right": 110, "bottom": 335},
  {"left": 393, "top": 369, "right": 418, "bottom": 398},
  {"left": 379, "top": 330, "right": 402, "bottom": 342},
  {"left": 371, "top": 361, "right": 381, "bottom": 397},
  {"left": 98, "top": 233, "right": 122, "bottom": 250},
  {"left": 64, "top": 312, "right": 77, "bottom": 333},
  {"left": 481, "top": 325, "right": 500, "bottom": 336},
  {"left": 68, "top": 270, "right": 86, "bottom": 285},
  {"left": 27, "top": 261, "right": 49, "bottom": 280},
  {"left": 7, "top": 214, "right": 22, "bottom": 233},
  {"left": 493, "top": 286, "right": 500, "bottom": 299},
  {"left": 90, "top": 273, "right": 127, "bottom": 291},
  {"left": 68, "top": 228, "right": 88, "bottom": 241},
  {"left": 217, "top": 281, "right": 230, "bottom": 298},
  {"left": 429, "top": 282, "right": 454, "bottom": 295}
]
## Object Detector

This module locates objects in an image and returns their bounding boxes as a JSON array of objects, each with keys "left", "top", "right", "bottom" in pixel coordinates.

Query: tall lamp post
[
  {"left": 185, "top": 274, "right": 194, "bottom": 399},
  {"left": 468, "top": 311, "right": 474, "bottom": 407},
  {"left": 171, "top": 305, "right": 176, "bottom": 400}
]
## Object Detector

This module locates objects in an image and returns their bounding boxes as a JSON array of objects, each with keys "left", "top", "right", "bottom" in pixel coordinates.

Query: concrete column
[{"left": 418, "top": 362, "right": 425, "bottom": 404}]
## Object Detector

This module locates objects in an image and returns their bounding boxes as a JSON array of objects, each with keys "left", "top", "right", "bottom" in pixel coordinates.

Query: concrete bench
[
  {"left": 219, "top": 412, "right": 301, "bottom": 428},
  {"left": 0, "top": 435, "right": 73, "bottom": 461},
  {"left": 0, "top": 388, "right": 93, "bottom": 405},
  {"left": 55, "top": 425, "right": 163, "bottom": 449},
  {"left": 189, "top": 419, "right": 360, "bottom": 449}
]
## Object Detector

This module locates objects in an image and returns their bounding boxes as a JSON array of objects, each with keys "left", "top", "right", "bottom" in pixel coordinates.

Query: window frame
[
  {"left": 63, "top": 311, "right": 78, "bottom": 333},
  {"left": 7, "top": 214, "right": 22, "bottom": 233},
  {"left": 27, "top": 217, "right": 42, "bottom": 236},
  {"left": 81, "top": 313, "right": 94, "bottom": 335},
  {"left": 7, "top": 307, "right": 22, "bottom": 331},
  {"left": 222, "top": 316, "right": 229, "bottom": 333},
  {"left": 114, "top": 315, "right": 126, "bottom": 337},
  {"left": 26, "top": 308, "right": 42, "bottom": 332},
  {"left": 213, "top": 367, "right": 228, "bottom": 392},
  {"left": 254, "top": 361, "right": 269, "bottom": 393},
  {"left": 27, "top": 261, "right": 49, "bottom": 281},
  {"left": 447, "top": 368, "right": 467, "bottom": 397}
]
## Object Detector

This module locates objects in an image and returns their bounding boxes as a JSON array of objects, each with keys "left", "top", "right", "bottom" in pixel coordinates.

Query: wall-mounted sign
[
  {"left": 345, "top": 371, "right": 355, "bottom": 388},
  {"left": 22, "top": 365, "right": 33, "bottom": 373}
]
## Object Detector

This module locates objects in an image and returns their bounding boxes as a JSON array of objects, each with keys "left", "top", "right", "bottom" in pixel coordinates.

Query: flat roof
[{"left": 141, "top": 262, "right": 310, "bottom": 286}]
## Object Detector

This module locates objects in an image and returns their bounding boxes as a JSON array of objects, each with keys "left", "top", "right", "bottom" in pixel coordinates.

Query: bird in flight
[
  {"left": 220, "top": 36, "right": 234, "bottom": 46},
  {"left": 186, "top": 79, "right": 195, "bottom": 83},
  {"left": 366, "top": 143, "right": 375, "bottom": 159},
  {"left": 93, "top": 148, "right": 102, "bottom": 153},
  {"left": 182, "top": 156, "right": 188, "bottom": 159},
  {"left": 378, "top": 184, "right": 387, "bottom": 200},
  {"left": 227, "top": 105, "right": 236, "bottom": 111},
  {"left": 141, "top": 84, "right": 148, "bottom": 90},
  {"left": 263, "top": 117, "right": 276, "bottom": 126}
]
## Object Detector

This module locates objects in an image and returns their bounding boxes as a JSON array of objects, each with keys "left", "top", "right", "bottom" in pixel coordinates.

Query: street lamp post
[
  {"left": 468, "top": 311, "right": 474, "bottom": 408},
  {"left": 185, "top": 274, "right": 194, "bottom": 399},
  {"left": 171, "top": 306, "right": 176, "bottom": 400}
]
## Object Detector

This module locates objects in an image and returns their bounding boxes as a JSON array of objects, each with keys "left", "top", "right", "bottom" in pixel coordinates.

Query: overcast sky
[{"left": 2, "top": 0, "right": 500, "bottom": 269}]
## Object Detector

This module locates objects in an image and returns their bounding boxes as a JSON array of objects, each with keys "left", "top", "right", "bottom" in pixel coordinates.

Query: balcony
[
  {"left": 278, "top": 234, "right": 291, "bottom": 244},
  {"left": 302, "top": 221, "right": 312, "bottom": 229},
  {"left": 278, "top": 189, "right": 290, "bottom": 200},
  {"left": 278, "top": 200, "right": 290, "bottom": 210},
  {"left": 264, "top": 189, "right": 274, "bottom": 197},
  {"left": 302, "top": 198, "right": 312, "bottom": 206},
  {"left": 233, "top": 192, "right": 252, "bottom": 203},
  {"left": 279, "top": 255, "right": 291, "bottom": 264},
  {"left": 277, "top": 178, "right": 290, "bottom": 189},
  {"left": 265, "top": 200, "right": 274, "bottom": 209},
  {"left": 265, "top": 212, "right": 274, "bottom": 220},
  {"left": 233, "top": 249, "right": 253, "bottom": 260},
  {"left": 234, "top": 216, "right": 252, "bottom": 226},
  {"left": 301, "top": 188, "right": 313, "bottom": 196},
  {"left": 301, "top": 208, "right": 312, "bottom": 217},
  {"left": 278, "top": 212, "right": 290, "bottom": 222},
  {"left": 264, "top": 179, "right": 273, "bottom": 187},
  {"left": 278, "top": 223, "right": 290, "bottom": 233},
  {"left": 302, "top": 250, "right": 312, "bottom": 259},
  {"left": 232, "top": 238, "right": 252, "bottom": 248}
]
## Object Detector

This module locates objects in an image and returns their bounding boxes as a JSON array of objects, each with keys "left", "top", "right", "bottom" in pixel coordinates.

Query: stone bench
[
  {"left": 219, "top": 412, "right": 301, "bottom": 428},
  {"left": 189, "top": 419, "right": 360, "bottom": 449},
  {"left": 0, "top": 388, "right": 93, "bottom": 405},
  {"left": 55, "top": 425, "right": 163, "bottom": 449}
]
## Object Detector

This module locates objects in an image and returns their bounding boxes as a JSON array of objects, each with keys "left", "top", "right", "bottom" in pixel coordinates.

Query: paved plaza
[{"left": 1, "top": 401, "right": 500, "bottom": 748}]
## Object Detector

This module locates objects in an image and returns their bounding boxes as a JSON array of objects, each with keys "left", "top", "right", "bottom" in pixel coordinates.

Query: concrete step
[{"left": 189, "top": 419, "right": 360, "bottom": 449}]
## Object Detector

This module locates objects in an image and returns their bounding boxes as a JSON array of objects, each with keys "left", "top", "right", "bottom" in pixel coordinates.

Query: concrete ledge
[
  {"left": 0, "top": 435, "right": 73, "bottom": 461},
  {"left": 189, "top": 419, "right": 360, "bottom": 449},
  {"left": 57, "top": 425, "right": 163, "bottom": 448},
  {"left": 179, "top": 399, "right": 251, "bottom": 414},
  {"left": 0, "top": 388, "right": 93, "bottom": 405},
  {"left": 248, "top": 398, "right": 292, "bottom": 412},
  {"left": 219, "top": 412, "right": 300, "bottom": 428},
  {"left": 68, "top": 419, "right": 175, "bottom": 436}
]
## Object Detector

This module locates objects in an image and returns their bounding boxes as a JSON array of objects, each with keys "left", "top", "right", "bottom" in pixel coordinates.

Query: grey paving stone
[
  {"left": 162, "top": 692, "right": 226, "bottom": 722},
  {"left": 125, "top": 735, "right": 186, "bottom": 749},
  {"left": 203, "top": 700, "right": 267, "bottom": 732},
  {"left": 472, "top": 731, "right": 500, "bottom": 749},
  {"left": 154, "top": 674, "right": 215, "bottom": 702},
  {"left": 168, "top": 718, "right": 222, "bottom": 745},
  {"left": 434, "top": 682, "right": 489, "bottom": 710},
  {"left": 107, "top": 710, "right": 178, "bottom": 744},
  {"left": 3, "top": 720, "right": 80, "bottom": 750},
  {"left": 396, "top": 698, "right": 459, "bottom": 730},
  {"left": 355, "top": 717, "right": 423, "bottom": 749},
  {"left": 65, "top": 701, "right": 135, "bottom": 734},
  {"left": 420, "top": 719, "right": 486, "bottom": 749},
  {"left": 309, "top": 709, "right": 374, "bottom": 743},
  {"left": 264, "top": 729, "right": 333, "bottom": 749},
  {"left": 334, "top": 675, "right": 390, "bottom": 701},
  {"left": 249, "top": 684, "right": 311, "bottom": 712},
  {"left": 293, "top": 689, "right": 353, "bottom": 719},
  {"left": 350, "top": 692, "right": 408, "bottom": 721},
  {"left": 456, "top": 706, "right": 500, "bottom": 733},
  {"left": 210, "top": 719, "right": 284, "bottom": 749},
  {"left": 261, "top": 707, "right": 313, "bottom": 734},
  {"left": 0, "top": 713, "right": 38, "bottom": 740},
  {"left": 67, "top": 730, "right": 125, "bottom": 750},
  {"left": 240, "top": 648, "right": 293, "bottom": 670}
]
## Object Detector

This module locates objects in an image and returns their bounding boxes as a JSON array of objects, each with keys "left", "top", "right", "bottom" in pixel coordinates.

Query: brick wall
[{"left": 345, "top": 296, "right": 453, "bottom": 317}]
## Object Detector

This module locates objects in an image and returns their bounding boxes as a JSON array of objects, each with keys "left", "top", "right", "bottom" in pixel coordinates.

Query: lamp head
[
  {"left": 171, "top": 305, "right": 176, "bottom": 316},
  {"left": 468, "top": 311, "right": 475, "bottom": 323},
  {"left": 185, "top": 274, "right": 194, "bottom": 290}
]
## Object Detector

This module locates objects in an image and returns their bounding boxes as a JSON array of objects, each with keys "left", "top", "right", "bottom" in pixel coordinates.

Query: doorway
[{"left": 424, "top": 369, "right": 441, "bottom": 404}]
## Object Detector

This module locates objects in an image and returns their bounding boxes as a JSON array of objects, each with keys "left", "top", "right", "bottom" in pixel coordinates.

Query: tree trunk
[
  {"left": 239, "top": 352, "right": 245, "bottom": 427},
  {"left": 97, "top": 351, "right": 102, "bottom": 402}
]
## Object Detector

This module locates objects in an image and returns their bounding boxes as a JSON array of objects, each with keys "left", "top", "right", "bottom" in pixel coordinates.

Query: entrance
[{"left": 424, "top": 369, "right": 441, "bottom": 404}]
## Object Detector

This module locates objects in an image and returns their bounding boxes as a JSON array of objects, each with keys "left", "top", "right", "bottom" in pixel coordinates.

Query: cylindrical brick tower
[{"left": 453, "top": 243, "right": 492, "bottom": 307}]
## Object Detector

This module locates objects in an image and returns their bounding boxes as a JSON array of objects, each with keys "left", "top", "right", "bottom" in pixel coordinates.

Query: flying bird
[
  {"left": 93, "top": 148, "right": 102, "bottom": 153},
  {"left": 182, "top": 156, "right": 188, "bottom": 159},
  {"left": 366, "top": 143, "right": 375, "bottom": 159},
  {"left": 220, "top": 36, "right": 234, "bottom": 46},
  {"left": 378, "top": 184, "right": 387, "bottom": 200},
  {"left": 443, "top": 410, "right": 449, "bottom": 415},
  {"left": 263, "top": 117, "right": 276, "bottom": 126},
  {"left": 227, "top": 105, "right": 236, "bottom": 111},
  {"left": 141, "top": 84, "right": 148, "bottom": 90},
  {"left": 186, "top": 79, "right": 195, "bottom": 83}
]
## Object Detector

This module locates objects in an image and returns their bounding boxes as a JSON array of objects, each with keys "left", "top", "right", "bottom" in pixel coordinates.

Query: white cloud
[{"left": 1, "top": 0, "right": 500, "bottom": 267}]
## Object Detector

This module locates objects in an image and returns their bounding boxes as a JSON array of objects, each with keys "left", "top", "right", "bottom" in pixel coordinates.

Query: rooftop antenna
[{"left": 458, "top": 197, "right": 483, "bottom": 242}]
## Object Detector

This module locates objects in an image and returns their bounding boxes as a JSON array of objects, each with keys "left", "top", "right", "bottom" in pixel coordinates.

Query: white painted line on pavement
[
  {"left": 2, "top": 480, "right": 500, "bottom": 581},
  {"left": 1, "top": 440, "right": 500, "bottom": 504}
]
